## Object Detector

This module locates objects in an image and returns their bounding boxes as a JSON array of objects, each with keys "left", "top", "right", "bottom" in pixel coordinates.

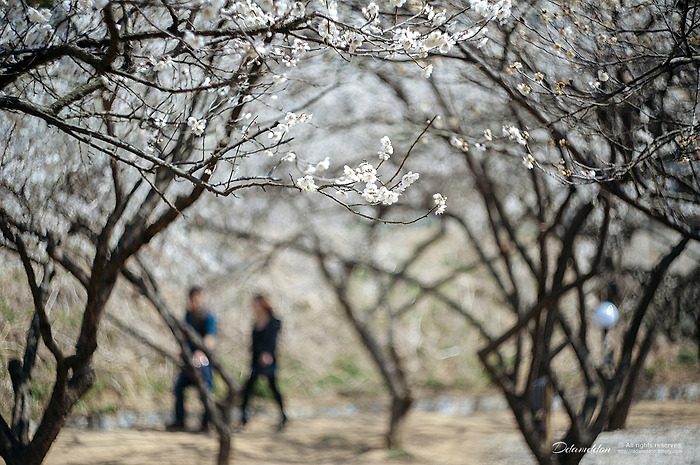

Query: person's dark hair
[
  {"left": 189, "top": 286, "right": 202, "bottom": 298},
  {"left": 254, "top": 294, "right": 274, "bottom": 317}
]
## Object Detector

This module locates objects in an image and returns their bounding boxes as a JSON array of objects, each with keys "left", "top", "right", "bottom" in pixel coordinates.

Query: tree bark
[
  {"left": 10, "top": 313, "right": 40, "bottom": 445},
  {"left": 216, "top": 405, "right": 233, "bottom": 465},
  {"left": 386, "top": 394, "right": 413, "bottom": 449},
  {"left": 606, "top": 326, "right": 656, "bottom": 430}
]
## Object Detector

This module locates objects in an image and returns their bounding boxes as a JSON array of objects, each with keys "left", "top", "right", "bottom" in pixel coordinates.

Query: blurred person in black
[{"left": 239, "top": 294, "right": 287, "bottom": 430}]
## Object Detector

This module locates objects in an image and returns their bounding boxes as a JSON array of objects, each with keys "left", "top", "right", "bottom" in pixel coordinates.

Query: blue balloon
[{"left": 594, "top": 302, "right": 619, "bottom": 329}]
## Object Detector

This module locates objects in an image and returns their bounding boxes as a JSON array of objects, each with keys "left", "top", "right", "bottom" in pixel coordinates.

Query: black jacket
[{"left": 251, "top": 317, "right": 281, "bottom": 368}]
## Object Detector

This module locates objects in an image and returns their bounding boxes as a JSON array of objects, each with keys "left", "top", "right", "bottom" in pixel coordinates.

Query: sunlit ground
[{"left": 45, "top": 400, "right": 700, "bottom": 465}]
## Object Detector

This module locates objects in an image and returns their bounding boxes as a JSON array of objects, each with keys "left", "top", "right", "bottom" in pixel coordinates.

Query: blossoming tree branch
[
  {"left": 434, "top": 0, "right": 699, "bottom": 240},
  {"left": 1, "top": 0, "right": 514, "bottom": 217}
]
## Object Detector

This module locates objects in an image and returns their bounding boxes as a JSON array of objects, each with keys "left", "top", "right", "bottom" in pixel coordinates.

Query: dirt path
[{"left": 44, "top": 401, "right": 700, "bottom": 465}]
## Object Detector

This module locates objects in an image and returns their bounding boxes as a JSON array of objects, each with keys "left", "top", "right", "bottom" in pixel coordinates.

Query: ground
[{"left": 43, "top": 400, "right": 700, "bottom": 465}]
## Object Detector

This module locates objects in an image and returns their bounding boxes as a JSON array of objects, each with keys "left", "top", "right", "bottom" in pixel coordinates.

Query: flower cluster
[
  {"left": 27, "top": 7, "right": 51, "bottom": 24},
  {"left": 378, "top": 136, "right": 393, "bottom": 161},
  {"left": 304, "top": 157, "right": 331, "bottom": 175},
  {"left": 372, "top": 170, "right": 419, "bottom": 204},
  {"left": 423, "top": 30, "right": 456, "bottom": 53},
  {"left": 433, "top": 193, "right": 448, "bottom": 214},
  {"left": 361, "top": 2, "right": 379, "bottom": 20},
  {"left": 183, "top": 30, "right": 205, "bottom": 49},
  {"left": 296, "top": 175, "right": 318, "bottom": 191},
  {"left": 225, "top": 0, "right": 306, "bottom": 29},
  {"left": 502, "top": 125, "right": 528, "bottom": 146},
  {"left": 522, "top": 154, "right": 536, "bottom": 170},
  {"left": 470, "top": 0, "right": 512, "bottom": 24},
  {"left": 187, "top": 117, "right": 207, "bottom": 136},
  {"left": 339, "top": 161, "right": 402, "bottom": 205},
  {"left": 392, "top": 28, "right": 455, "bottom": 55},
  {"left": 423, "top": 4, "right": 448, "bottom": 26},
  {"left": 293, "top": 136, "right": 434, "bottom": 211},
  {"left": 312, "top": 0, "right": 510, "bottom": 59},
  {"left": 268, "top": 112, "right": 313, "bottom": 143},
  {"left": 397, "top": 171, "right": 420, "bottom": 192},
  {"left": 450, "top": 136, "right": 470, "bottom": 152},
  {"left": 318, "top": 20, "right": 365, "bottom": 53}
]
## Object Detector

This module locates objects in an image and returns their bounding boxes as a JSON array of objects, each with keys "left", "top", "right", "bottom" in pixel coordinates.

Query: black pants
[{"left": 241, "top": 366, "right": 285, "bottom": 420}]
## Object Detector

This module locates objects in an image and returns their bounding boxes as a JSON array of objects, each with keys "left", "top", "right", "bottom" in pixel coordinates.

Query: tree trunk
[
  {"left": 216, "top": 401, "right": 233, "bottom": 465},
  {"left": 10, "top": 313, "right": 41, "bottom": 445},
  {"left": 607, "top": 327, "right": 655, "bottom": 430},
  {"left": 216, "top": 431, "right": 232, "bottom": 465},
  {"left": 4, "top": 365, "right": 95, "bottom": 465},
  {"left": 696, "top": 309, "right": 700, "bottom": 362},
  {"left": 386, "top": 394, "right": 413, "bottom": 449}
]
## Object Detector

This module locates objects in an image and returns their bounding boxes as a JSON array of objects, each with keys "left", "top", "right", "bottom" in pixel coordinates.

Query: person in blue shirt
[
  {"left": 167, "top": 286, "right": 217, "bottom": 433},
  {"left": 239, "top": 294, "right": 287, "bottom": 430}
]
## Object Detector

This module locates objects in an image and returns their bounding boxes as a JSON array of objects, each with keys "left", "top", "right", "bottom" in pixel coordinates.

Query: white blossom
[
  {"left": 433, "top": 193, "right": 447, "bottom": 214},
  {"left": 292, "top": 38, "right": 310, "bottom": 56},
  {"left": 356, "top": 162, "right": 377, "bottom": 184},
  {"left": 429, "top": 9, "right": 447, "bottom": 26},
  {"left": 296, "top": 175, "right": 318, "bottom": 191},
  {"left": 341, "top": 165, "right": 360, "bottom": 183},
  {"left": 183, "top": 30, "right": 205, "bottom": 49},
  {"left": 154, "top": 57, "right": 172, "bottom": 72},
  {"left": 348, "top": 32, "right": 363, "bottom": 53},
  {"left": 316, "top": 157, "right": 330, "bottom": 171},
  {"left": 268, "top": 112, "right": 312, "bottom": 142},
  {"left": 470, "top": 0, "right": 490, "bottom": 17},
  {"left": 393, "top": 28, "right": 421, "bottom": 52},
  {"left": 27, "top": 7, "right": 50, "bottom": 24},
  {"left": 362, "top": 183, "right": 380, "bottom": 203},
  {"left": 450, "top": 136, "right": 469, "bottom": 152},
  {"left": 636, "top": 129, "right": 654, "bottom": 145},
  {"left": 493, "top": 0, "right": 512, "bottom": 23},
  {"left": 424, "top": 30, "right": 455, "bottom": 53},
  {"left": 503, "top": 125, "right": 527, "bottom": 146},
  {"left": 326, "top": 0, "right": 338, "bottom": 20},
  {"left": 523, "top": 154, "right": 536, "bottom": 169},
  {"left": 379, "top": 186, "right": 400, "bottom": 205},
  {"left": 362, "top": 2, "right": 379, "bottom": 19},
  {"left": 187, "top": 117, "right": 206, "bottom": 136},
  {"left": 396, "top": 171, "right": 419, "bottom": 192},
  {"left": 319, "top": 20, "right": 341, "bottom": 45},
  {"left": 378, "top": 136, "right": 394, "bottom": 161},
  {"left": 201, "top": 4, "right": 221, "bottom": 21}
]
